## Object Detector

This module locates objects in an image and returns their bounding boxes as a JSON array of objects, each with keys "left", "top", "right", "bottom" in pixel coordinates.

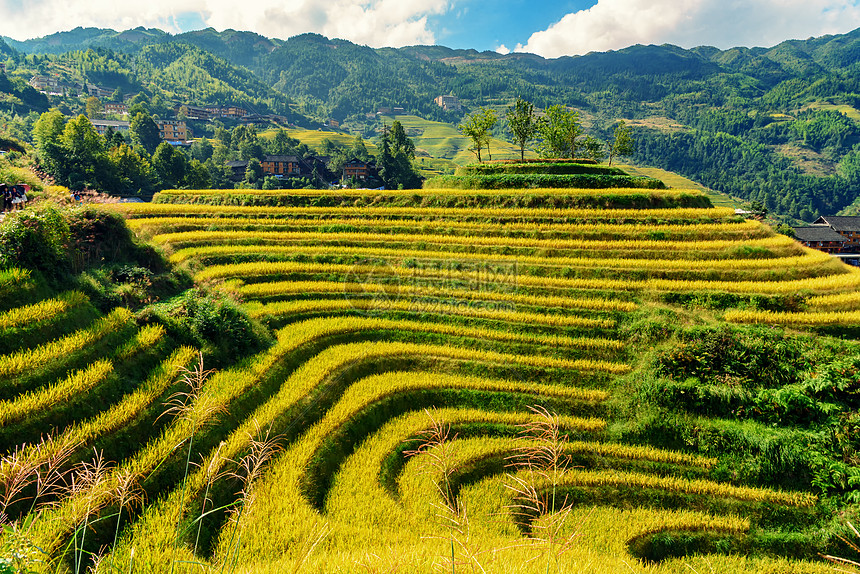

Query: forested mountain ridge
[{"left": 4, "top": 26, "right": 860, "bottom": 219}]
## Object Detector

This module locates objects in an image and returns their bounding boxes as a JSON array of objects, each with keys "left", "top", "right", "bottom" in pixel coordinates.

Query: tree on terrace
[
  {"left": 152, "top": 142, "right": 187, "bottom": 189},
  {"left": 537, "top": 104, "right": 581, "bottom": 158},
  {"left": 506, "top": 97, "right": 541, "bottom": 161},
  {"left": 130, "top": 111, "right": 161, "bottom": 155},
  {"left": 86, "top": 96, "right": 103, "bottom": 120},
  {"left": 59, "top": 115, "right": 111, "bottom": 190},
  {"left": 607, "top": 120, "right": 635, "bottom": 166},
  {"left": 378, "top": 120, "right": 422, "bottom": 189},
  {"left": 459, "top": 108, "right": 497, "bottom": 163}
]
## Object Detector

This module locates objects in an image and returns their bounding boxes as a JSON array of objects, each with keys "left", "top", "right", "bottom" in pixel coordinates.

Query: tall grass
[
  {"left": 169, "top": 243, "right": 825, "bottom": 272},
  {"left": 0, "top": 291, "right": 88, "bottom": 330},
  {"left": 197, "top": 259, "right": 859, "bottom": 295},
  {"left": 128, "top": 216, "right": 767, "bottom": 241},
  {"left": 155, "top": 187, "right": 691, "bottom": 198}
]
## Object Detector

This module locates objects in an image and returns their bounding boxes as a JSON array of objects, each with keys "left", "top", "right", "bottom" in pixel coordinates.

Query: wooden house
[
  {"left": 261, "top": 155, "right": 303, "bottom": 177},
  {"left": 793, "top": 226, "right": 848, "bottom": 253},
  {"left": 812, "top": 216, "right": 860, "bottom": 249},
  {"left": 343, "top": 159, "right": 376, "bottom": 182}
]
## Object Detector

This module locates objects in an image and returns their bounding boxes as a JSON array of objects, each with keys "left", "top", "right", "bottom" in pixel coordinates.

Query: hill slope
[
  {"left": 2, "top": 165, "right": 860, "bottom": 571},
  {"left": 4, "top": 27, "right": 860, "bottom": 219}
]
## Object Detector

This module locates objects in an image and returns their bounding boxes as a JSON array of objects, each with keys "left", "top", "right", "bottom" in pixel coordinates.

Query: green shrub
[
  {"left": 139, "top": 288, "right": 273, "bottom": 367},
  {"left": 0, "top": 204, "right": 71, "bottom": 282},
  {"left": 455, "top": 162, "right": 625, "bottom": 176},
  {"left": 424, "top": 173, "right": 667, "bottom": 190},
  {"left": 655, "top": 325, "right": 812, "bottom": 388}
]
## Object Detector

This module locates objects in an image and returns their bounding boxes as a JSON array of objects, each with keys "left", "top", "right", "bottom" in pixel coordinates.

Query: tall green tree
[
  {"left": 33, "top": 109, "right": 67, "bottom": 175},
  {"left": 104, "top": 127, "right": 126, "bottom": 150},
  {"left": 130, "top": 111, "right": 161, "bottom": 155},
  {"left": 582, "top": 135, "right": 607, "bottom": 162},
  {"left": 607, "top": 120, "right": 635, "bottom": 166},
  {"left": 506, "top": 98, "right": 540, "bottom": 161},
  {"left": 109, "top": 143, "right": 156, "bottom": 194},
  {"left": 268, "top": 128, "right": 300, "bottom": 156},
  {"left": 244, "top": 158, "right": 263, "bottom": 187},
  {"left": 378, "top": 120, "right": 422, "bottom": 189},
  {"left": 151, "top": 142, "right": 187, "bottom": 189},
  {"left": 233, "top": 125, "right": 264, "bottom": 161},
  {"left": 536, "top": 105, "right": 581, "bottom": 158},
  {"left": 459, "top": 108, "right": 497, "bottom": 163},
  {"left": 184, "top": 159, "right": 212, "bottom": 189},
  {"left": 60, "top": 115, "right": 110, "bottom": 190},
  {"left": 86, "top": 96, "right": 103, "bottom": 120},
  {"left": 350, "top": 135, "right": 371, "bottom": 162},
  {"left": 190, "top": 138, "right": 214, "bottom": 162}
]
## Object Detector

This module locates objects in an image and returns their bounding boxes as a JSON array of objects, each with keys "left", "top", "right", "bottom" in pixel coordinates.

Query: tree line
[{"left": 458, "top": 97, "right": 634, "bottom": 164}]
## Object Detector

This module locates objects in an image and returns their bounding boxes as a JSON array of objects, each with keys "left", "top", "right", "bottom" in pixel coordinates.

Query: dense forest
[{"left": 4, "top": 27, "right": 860, "bottom": 219}]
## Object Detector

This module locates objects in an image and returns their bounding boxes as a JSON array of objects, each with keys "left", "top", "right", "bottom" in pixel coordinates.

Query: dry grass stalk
[
  {"left": 289, "top": 521, "right": 330, "bottom": 574},
  {"left": 69, "top": 449, "right": 112, "bottom": 574},
  {"left": 160, "top": 351, "right": 220, "bottom": 432},
  {"left": 192, "top": 441, "right": 228, "bottom": 556},
  {"left": 356, "top": 550, "right": 402, "bottom": 573},
  {"left": 505, "top": 405, "right": 585, "bottom": 571},
  {"left": 405, "top": 409, "right": 491, "bottom": 574},
  {"left": 159, "top": 351, "right": 221, "bottom": 574},
  {"left": 219, "top": 420, "right": 283, "bottom": 573},
  {"left": 106, "top": 468, "right": 144, "bottom": 573},
  {"left": 0, "top": 435, "right": 79, "bottom": 574},
  {"left": 821, "top": 521, "right": 860, "bottom": 573},
  {"left": 0, "top": 444, "right": 40, "bottom": 525}
]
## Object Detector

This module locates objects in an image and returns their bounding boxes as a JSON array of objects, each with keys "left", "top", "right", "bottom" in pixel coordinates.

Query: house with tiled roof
[
  {"left": 343, "top": 159, "right": 377, "bottom": 183},
  {"left": 226, "top": 160, "right": 249, "bottom": 181},
  {"left": 261, "top": 155, "right": 303, "bottom": 177},
  {"left": 812, "top": 215, "right": 860, "bottom": 249},
  {"left": 793, "top": 226, "right": 848, "bottom": 253}
]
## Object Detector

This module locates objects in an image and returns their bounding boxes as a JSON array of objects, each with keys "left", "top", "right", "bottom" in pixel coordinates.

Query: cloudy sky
[{"left": 2, "top": 0, "right": 860, "bottom": 58}]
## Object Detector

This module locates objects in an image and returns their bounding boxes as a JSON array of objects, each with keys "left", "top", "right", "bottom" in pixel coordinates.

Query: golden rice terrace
[{"left": 2, "top": 162, "right": 860, "bottom": 573}]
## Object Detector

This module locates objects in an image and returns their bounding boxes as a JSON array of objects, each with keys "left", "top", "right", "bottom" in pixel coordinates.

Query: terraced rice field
[{"left": 2, "top": 179, "right": 859, "bottom": 573}]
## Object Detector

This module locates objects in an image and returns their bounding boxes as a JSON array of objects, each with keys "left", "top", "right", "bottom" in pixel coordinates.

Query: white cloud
[
  {"left": 495, "top": 43, "right": 510, "bottom": 55},
  {"left": 0, "top": 0, "right": 450, "bottom": 47},
  {"left": 519, "top": 0, "right": 860, "bottom": 58}
]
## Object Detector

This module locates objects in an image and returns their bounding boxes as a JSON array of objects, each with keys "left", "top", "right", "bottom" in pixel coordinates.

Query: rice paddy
[{"left": 1, "top": 167, "right": 857, "bottom": 573}]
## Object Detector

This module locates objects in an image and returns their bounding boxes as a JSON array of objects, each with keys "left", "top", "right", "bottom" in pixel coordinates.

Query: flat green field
[
  {"left": 259, "top": 128, "right": 380, "bottom": 154},
  {"left": 379, "top": 114, "right": 531, "bottom": 164},
  {"left": 806, "top": 102, "right": 860, "bottom": 122},
  {"left": 622, "top": 164, "right": 739, "bottom": 208}
]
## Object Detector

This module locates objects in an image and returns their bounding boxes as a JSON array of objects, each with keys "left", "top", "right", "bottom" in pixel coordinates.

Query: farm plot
[{"left": 2, "top": 180, "right": 857, "bottom": 574}]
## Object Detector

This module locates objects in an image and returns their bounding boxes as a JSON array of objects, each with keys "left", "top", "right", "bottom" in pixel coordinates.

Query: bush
[
  {"left": 424, "top": 173, "right": 667, "bottom": 190},
  {"left": 655, "top": 325, "right": 812, "bottom": 388},
  {"left": 139, "top": 288, "right": 273, "bottom": 367},
  {"left": 0, "top": 204, "right": 71, "bottom": 282},
  {"left": 66, "top": 207, "right": 140, "bottom": 271},
  {"left": 455, "top": 162, "right": 625, "bottom": 176}
]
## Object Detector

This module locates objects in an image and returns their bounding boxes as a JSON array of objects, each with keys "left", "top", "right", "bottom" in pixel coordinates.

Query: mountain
[
  {"left": 0, "top": 37, "right": 15, "bottom": 60},
  {"left": 2, "top": 26, "right": 168, "bottom": 54},
  {"left": 173, "top": 28, "right": 282, "bottom": 68},
  {"left": 5, "top": 26, "right": 860, "bottom": 220}
]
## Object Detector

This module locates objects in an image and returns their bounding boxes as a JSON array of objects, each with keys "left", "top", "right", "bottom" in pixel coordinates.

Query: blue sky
[
  {"left": 2, "top": 0, "right": 860, "bottom": 58},
  {"left": 427, "top": 0, "right": 589, "bottom": 52}
]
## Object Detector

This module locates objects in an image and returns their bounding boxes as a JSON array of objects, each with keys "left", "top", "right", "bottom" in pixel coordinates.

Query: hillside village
[
  {"left": 4, "top": 23, "right": 860, "bottom": 574},
  {"left": 24, "top": 74, "right": 465, "bottom": 186}
]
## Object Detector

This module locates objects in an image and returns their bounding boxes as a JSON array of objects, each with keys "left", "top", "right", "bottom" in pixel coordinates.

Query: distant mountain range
[
  {"left": 5, "top": 24, "right": 860, "bottom": 78},
  {"left": 3, "top": 26, "right": 860, "bottom": 221}
]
